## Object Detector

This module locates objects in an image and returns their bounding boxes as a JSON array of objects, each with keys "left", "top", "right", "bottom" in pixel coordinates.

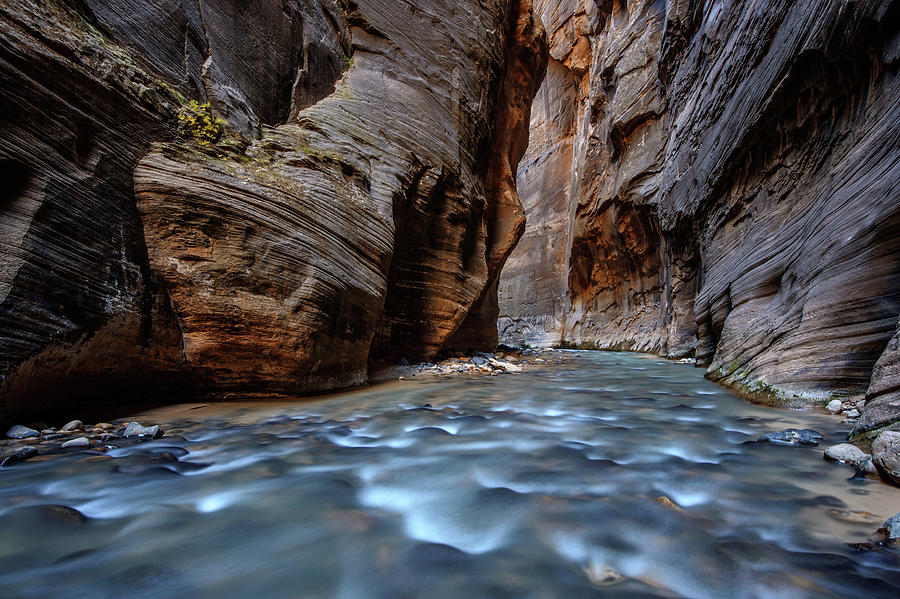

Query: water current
[{"left": 1, "top": 351, "right": 898, "bottom": 598}]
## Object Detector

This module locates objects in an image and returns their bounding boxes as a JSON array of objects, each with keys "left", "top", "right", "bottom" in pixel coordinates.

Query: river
[{"left": 1, "top": 351, "right": 898, "bottom": 598}]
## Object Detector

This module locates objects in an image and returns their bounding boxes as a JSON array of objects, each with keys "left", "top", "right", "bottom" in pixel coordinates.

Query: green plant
[{"left": 177, "top": 100, "right": 225, "bottom": 146}]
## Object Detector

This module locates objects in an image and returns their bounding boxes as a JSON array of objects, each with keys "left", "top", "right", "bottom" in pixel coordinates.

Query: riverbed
[{"left": 1, "top": 351, "right": 898, "bottom": 598}]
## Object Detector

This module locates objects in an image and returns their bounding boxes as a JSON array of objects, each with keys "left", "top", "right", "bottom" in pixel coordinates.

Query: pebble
[
  {"left": 123, "top": 422, "right": 164, "bottom": 439},
  {"left": 61, "top": 437, "right": 91, "bottom": 450},
  {"left": 826, "top": 399, "right": 843, "bottom": 414},
  {"left": 60, "top": 420, "right": 84, "bottom": 432},
  {"left": 0, "top": 446, "right": 38, "bottom": 467},
  {"left": 6, "top": 425, "right": 40, "bottom": 439}
]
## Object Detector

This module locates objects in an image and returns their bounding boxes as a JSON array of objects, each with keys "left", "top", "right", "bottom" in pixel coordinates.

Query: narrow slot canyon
[{"left": 1, "top": 1, "right": 899, "bottom": 596}]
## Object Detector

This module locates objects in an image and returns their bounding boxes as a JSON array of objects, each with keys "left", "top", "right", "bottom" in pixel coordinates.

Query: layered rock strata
[
  {"left": 0, "top": 0, "right": 546, "bottom": 422},
  {"left": 499, "top": 0, "right": 900, "bottom": 431}
]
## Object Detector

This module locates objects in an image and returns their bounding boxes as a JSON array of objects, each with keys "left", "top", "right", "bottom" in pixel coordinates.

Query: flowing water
[{"left": 1, "top": 351, "right": 899, "bottom": 598}]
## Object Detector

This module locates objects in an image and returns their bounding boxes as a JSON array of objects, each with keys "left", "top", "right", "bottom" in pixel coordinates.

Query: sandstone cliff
[
  {"left": 499, "top": 0, "right": 900, "bottom": 433},
  {"left": 0, "top": 0, "right": 546, "bottom": 423}
]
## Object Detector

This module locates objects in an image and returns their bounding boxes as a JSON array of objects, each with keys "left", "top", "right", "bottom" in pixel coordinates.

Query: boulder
[{"left": 872, "top": 431, "right": 900, "bottom": 486}]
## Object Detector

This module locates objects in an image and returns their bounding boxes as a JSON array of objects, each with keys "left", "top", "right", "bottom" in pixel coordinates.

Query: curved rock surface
[
  {"left": 0, "top": 0, "right": 546, "bottom": 422},
  {"left": 499, "top": 0, "right": 900, "bottom": 430}
]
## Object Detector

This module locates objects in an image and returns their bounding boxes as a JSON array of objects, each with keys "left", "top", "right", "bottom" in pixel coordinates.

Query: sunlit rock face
[
  {"left": 500, "top": 0, "right": 900, "bottom": 426},
  {"left": 0, "top": 0, "right": 546, "bottom": 421}
]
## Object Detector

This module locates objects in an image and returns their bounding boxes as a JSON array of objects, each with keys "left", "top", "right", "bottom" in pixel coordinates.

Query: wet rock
[
  {"left": 583, "top": 563, "right": 625, "bottom": 587},
  {"left": 825, "top": 509, "right": 883, "bottom": 525},
  {"left": 826, "top": 400, "right": 843, "bottom": 414},
  {"left": 61, "top": 437, "right": 91, "bottom": 450},
  {"left": 60, "top": 420, "right": 84, "bottom": 432},
  {"left": 6, "top": 425, "right": 40, "bottom": 439},
  {"left": 34, "top": 505, "right": 88, "bottom": 527},
  {"left": 0, "top": 446, "right": 38, "bottom": 467},
  {"left": 871, "top": 431, "right": 900, "bottom": 486},
  {"left": 94, "top": 423, "right": 115, "bottom": 432},
  {"left": 758, "top": 428, "right": 824, "bottom": 447},
  {"left": 654, "top": 496, "right": 684, "bottom": 512},
  {"left": 123, "top": 422, "right": 164, "bottom": 439},
  {"left": 824, "top": 443, "right": 868, "bottom": 464},
  {"left": 488, "top": 358, "right": 522, "bottom": 373},
  {"left": 824, "top": 443, "right": 877, "bottom": 476},
  {"left": 876, "top": 512, "right": 900, "bottom": 544}
]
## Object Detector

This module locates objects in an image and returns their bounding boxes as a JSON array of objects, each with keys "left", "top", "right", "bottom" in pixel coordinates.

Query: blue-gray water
[{"left": 1, "top": 351, "right": 899, "bottom": 598}]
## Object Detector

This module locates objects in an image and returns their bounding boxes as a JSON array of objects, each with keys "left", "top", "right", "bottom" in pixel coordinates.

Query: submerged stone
[{"left": 758, "top": 428, "right": 824, "bottom": 447}]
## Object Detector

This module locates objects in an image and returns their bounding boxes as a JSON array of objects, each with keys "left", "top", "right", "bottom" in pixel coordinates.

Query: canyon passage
[{"left": 1, "top": 0, "right": 900, "bottom": 596}]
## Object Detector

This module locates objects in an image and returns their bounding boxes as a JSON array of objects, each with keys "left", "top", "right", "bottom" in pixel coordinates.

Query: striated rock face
[
  {"left": 0, "top": 0, "right": 546, "bottom": 421},
  {"left": 500, "top": 0, "right": 900, "bottom": 429}
]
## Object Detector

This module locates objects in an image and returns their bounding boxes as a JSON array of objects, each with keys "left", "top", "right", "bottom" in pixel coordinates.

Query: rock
[
  {"left": 871, "top": 431, "right": 900, "bottom": 486},
  {"left": 498, "top": 0, "right": 900, "bottom": 419},
  {"left": 6, "top": 425, "right": 40, "bottom": 439},
  {"left": 60, "top": 420, "right": 84, "bottom": 432},
  {"left": 583, "top": 563, "right": 625, "bottom": 587},
  {"left": 0, "top": 0, "right": 547, "bottom": 416},
  {"left": 876, "top": 512, "right": 900, "bottom": 544},
  {"left": 33, "top": 505, "right": 88, "bottom": 527},
  {"left": 654, "top": 496, "right": 684, "bottom": 512},
  {"left": 758, "top": 428, "right": 824, "bottom": 447},
  {"left": 61, "top": 437, "right": 91, "bottom": 450},
  {"left": 826, "top": 400, "right": 843, "bottom": 414},
  {"left": 823, "top": 443, "right": 876, "bottom": 474},
  {"left": 855, "top": 320, "right": 900, "bottom": 438},
  {"left": 824, "top": 443, "right": 868, "bottom": 464},
  {"left": 0, "top": 446, "right": 38, "bottom": 467},
  {"left": 94, "top": 423, "right": 115, "bottom": 432},
  {"left": 846, "top": 409, "right": 861, "bottom": 419},
  {"left": 123, "top": 422, "right": 164, "bottom": 439},
  {"left": 488, "top": 358, "right": 523, "bottom": 373},
  {"left": 825, "top": 509, "right": 883, "bottom": 525}
]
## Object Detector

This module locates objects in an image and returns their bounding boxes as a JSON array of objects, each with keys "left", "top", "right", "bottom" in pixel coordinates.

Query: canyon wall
[
  {"left": 0, "top": 0, "right": 546, "bottom": 423},
  {"left": 499, "top": 0, "right": 900, "bottom": 433}
]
